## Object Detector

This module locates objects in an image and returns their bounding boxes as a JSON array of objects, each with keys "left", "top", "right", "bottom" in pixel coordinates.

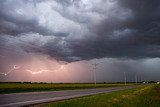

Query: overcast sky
[{"left": 0, "top": 0, "right": 160, "bottom": 83}]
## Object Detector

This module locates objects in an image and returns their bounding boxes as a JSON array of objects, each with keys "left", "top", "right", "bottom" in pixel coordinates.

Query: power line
[{"left": 91, "top": 59, "right": 101, "bottom": 86}]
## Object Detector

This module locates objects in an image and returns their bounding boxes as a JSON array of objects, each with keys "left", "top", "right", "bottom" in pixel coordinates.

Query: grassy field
[
  {"left": 34, "top": 84, "right": 160, "bottom": 107},
  {"left": 0, "top": 83, "right": 136, "bottom": 94}
]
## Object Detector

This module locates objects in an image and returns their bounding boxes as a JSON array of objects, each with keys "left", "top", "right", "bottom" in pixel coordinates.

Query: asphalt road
[{"left": 0, "top": 85, "right": 140, "bottom": 107}]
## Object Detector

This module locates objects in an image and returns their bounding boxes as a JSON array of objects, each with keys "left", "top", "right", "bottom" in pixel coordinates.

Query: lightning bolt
[
  {"left": 0, "top": 72, "right": 7, "bottom": 76},
  {"left": 0, "top": 64, "right": 66, "bottom": 75},
  {"left": 26, "top": 65, "right": 66, "bottom": 75},
  {"left": 13, "top": 65, "right": 20, "bottom": 69},
  {"left": 0, "top": 65, "right": 20, "bottom": 76},
  {"left": 25, "top": 69, "right": 51, "bottom": 75}
]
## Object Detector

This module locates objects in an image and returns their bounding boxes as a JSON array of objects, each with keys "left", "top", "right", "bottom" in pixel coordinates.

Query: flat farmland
[{"left": 0, "top": 83, "right": 136, "bottom": 94}]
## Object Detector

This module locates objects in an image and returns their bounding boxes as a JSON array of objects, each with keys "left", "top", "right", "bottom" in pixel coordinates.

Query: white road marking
[{"left": 0, "top": 88, "right": 126, "bottom": 107}]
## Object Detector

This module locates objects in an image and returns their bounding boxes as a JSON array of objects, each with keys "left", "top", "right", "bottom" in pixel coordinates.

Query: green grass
[
  {"left": 0, "top": 83, "right": 135, "bottom": 94},
  {"left": 35, "top": 84, "right": 160, "bottom": 107}
]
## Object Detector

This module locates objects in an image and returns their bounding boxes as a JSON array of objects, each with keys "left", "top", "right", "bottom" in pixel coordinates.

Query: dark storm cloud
[
  {"left": 0, "top": 0, "right": 69, "bottom": 36},
  {"left": 0, "top": 0, "right": 160, "bottom": 62},
  {"left": 63, "top": 0, "right": 160, "bottom": 61}
]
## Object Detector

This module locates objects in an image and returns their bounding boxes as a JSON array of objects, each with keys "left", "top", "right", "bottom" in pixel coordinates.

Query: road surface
[{"left": 0, "top": 85, "right": 141, "bottom": 107}]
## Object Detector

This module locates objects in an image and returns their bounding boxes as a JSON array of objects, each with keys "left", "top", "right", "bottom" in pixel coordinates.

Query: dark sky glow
[{"left": 0, "top": 0, "right": 160, "bottom": 82}]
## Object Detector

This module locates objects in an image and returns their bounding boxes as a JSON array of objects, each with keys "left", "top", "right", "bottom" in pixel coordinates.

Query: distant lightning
[
  {"left": 0, "top": 65, "right": 20, "bottom": 76},
  {"left": 0, "top": 72, "right": 7, "bottom": 76},
  {"left": 0, "top": 64, "right": 66, "bottom": 76},
  {"left": 25, "top": 69, "right": 51, "bottom": 75},
  {"left": 13, "top": 65, "right": 20, "bottom": 69},
  {"left": 26, "top": 65, "right": 66, "bottom": 75}
]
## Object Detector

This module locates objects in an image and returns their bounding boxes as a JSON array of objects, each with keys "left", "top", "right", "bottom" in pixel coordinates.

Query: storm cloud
[{"left": 0, "top": 0, "right": 160, "bottom": 62}]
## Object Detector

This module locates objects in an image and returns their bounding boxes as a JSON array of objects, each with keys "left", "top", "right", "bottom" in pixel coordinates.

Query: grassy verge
[
  {"left": 0, "top": 83, "right": 136, "bottom": 94},
  {"left": 34, "top": 84, "right": 160, "bottom": 107}
]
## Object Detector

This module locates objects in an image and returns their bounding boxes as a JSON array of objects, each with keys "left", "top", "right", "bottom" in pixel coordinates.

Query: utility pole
[
  {"left": 135, "top": 74, "right": 137, "bottom": 84},
  {"left": 124, "top": 72, "right": 126, "bottom": 85},
  {"left": 92, "top": 61, "right": 99, "bottom": 87}
]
